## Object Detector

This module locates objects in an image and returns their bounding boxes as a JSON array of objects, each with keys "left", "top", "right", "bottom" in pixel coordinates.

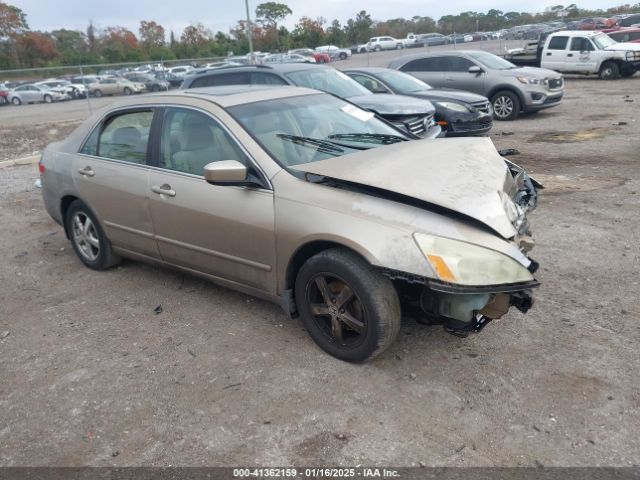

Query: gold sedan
[
  {"left": 88, "top": 77, "right": 146, "bottom": 97},
  {"left": 39, "top": 86, "right": 541, "bottom": 362}
]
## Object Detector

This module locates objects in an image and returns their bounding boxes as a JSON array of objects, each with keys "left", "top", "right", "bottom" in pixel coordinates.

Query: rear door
[
  {"left": 72, "top": 108, "right": 160, "bottom": 258},
  {"left": 398, "top": 56, "right": 446, "bottom": 86},
  {"left": 542, "top": 35, "right": 570, "bottom": 70},
  {"left": 146, "top": 106, "right": 277, "bottom": 294}
]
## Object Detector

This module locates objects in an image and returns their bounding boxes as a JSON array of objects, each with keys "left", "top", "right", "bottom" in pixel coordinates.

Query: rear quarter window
[{"left": 400, "top": 57, "right": 444, "bottom": 72}]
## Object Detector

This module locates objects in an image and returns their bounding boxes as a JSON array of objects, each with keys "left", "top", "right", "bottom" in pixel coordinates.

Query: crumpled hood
[
  {"left": 292, "top": 137, "right": 518, "bottom": 239},
  {"left": 348, "top": 93, "right": 435, "bottom": 116}
]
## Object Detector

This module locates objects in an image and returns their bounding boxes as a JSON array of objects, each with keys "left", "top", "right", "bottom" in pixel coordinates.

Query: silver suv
[{"left": 388, "top": 50, "right": 564, "bottom": 120}]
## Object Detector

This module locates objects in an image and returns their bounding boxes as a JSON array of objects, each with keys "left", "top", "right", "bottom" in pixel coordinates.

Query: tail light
[{"left": 38, "top": 160, "right": 45, "bottom": 175}]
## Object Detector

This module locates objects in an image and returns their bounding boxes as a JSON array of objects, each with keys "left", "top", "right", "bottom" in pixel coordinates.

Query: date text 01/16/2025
[{"left": 233, "top": 468, "right": 400, "bottom": 478}]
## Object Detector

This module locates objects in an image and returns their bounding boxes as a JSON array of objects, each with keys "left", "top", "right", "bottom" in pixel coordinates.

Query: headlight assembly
[
  {"left": 517, "top": 76, "right": 542, "bottom": 85},
  {"left": 414, "top": 233, "right": 534, "bottom": 286},
  {"left": 435, "top": 101, "right": 470, "bottom": 112}
]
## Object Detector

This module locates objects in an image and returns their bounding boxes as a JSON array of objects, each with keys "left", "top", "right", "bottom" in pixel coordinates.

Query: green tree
[
  {"left": 15, "top": 31, "right": 59, "bottom": 67},
  {"left": 50, "top": 29, "right": 89, "bottom": 64},
  {"left": 326, "top": 19, "right": 346, "bottom": 46},
  {"left": 345, "top": 10, "right": 373, "bottom": 44},
  {"left": 0, "top": 1, "right": 28, "bottom": 37},
  {"left": 139, "top": 20, "right": 165, "bottom": 51},
  {"left": 291, "top": 16, "right": 325, "bottom": 48},
  {"left": 255, "top": 2, "right": 292, "bottom": 50}
]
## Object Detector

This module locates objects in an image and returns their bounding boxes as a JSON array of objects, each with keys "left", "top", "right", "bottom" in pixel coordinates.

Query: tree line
[{"left": 1, "top": 1, "right": 640, "bottom": 69}]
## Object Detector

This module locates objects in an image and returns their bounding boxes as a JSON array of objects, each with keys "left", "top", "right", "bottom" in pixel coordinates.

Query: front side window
[
  {"left": 445, "top": 56, "right": 475, "bottom": 72},
  {"left": 348, "top": 73, "right": 389, "bottom": 93},
  {"left": 548, "top": 36, "right": 569, "bottom": 50},
  {"left": 94, "top": 110, "right": 153, "bottom": 163},
  {"left": 159, "top": 108, "right": 247, "bottom": 176},
  {"left": 570, "top": 37, "right": 594, "bottom": 51},
  {"left": 251, "top": 72, "right": 288, "bottom": 85}
]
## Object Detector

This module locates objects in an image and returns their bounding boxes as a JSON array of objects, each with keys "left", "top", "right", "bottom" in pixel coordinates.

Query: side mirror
[
  {"left": 203, "top": 160, "right": 247, "bottom": 184},
  {"left": 468, "top": 65, "right": 483, "bottom": 74}
]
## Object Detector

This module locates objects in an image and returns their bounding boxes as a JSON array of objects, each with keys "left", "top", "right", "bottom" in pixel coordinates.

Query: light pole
[{"left": 245, "top": 0, "right": 255, "bottom": 64}]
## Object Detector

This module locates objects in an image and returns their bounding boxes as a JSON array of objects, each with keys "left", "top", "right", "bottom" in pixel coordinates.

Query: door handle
[
  {"left": 546, "top": 52, "right": 552, "bottom": 56},
  {"left": 77, "top": 166, "right": 95, "bottom": 177},
  {"left": 151, "top": 184, "right": 176, "bottom": 197},
  {"left": 567, "top": 53, "right": 573, "bottom": 57}
]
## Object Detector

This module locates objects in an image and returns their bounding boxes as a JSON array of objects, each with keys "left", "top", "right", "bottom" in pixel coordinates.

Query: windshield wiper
[
  {"left": 327, "top": 133, "right": 408, "bottom": 145},
  {"left": 277, "top": 134, "right": 348, "bottom": 155}
]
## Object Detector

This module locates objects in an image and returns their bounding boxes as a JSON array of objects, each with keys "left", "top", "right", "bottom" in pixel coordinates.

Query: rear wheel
[
  {"left": 599, "top": 61, "right": 620, "bottom": 80},
  {"left": 151, "top": 84, "right": 160, "bottom": 92},
  {"left": 374, "top": 45, "right": 382, "bottom": 52},
  {"left": 491, "top": 90, "right": 520, "bottom": 121},
  {"left": 396, "top": 43, "right": 403, "bottom": 49},
  {"left": 294, "top": 248, "right": 401, "bottom": 362},
  {"left": 66, "top": 200, "right": 121, "bottom": 270},
  {"left": 339, "top": 52, "right": 347, "bottom": 60},
  {"left": 93, "top": 89, "right": 103, "bottom": 97}
]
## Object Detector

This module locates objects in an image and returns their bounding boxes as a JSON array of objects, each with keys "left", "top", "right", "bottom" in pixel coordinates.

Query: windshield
[
  {"left": 375, "top": 70, "right": 432, "bottom": 93},
  {"left": 228, "top": 93, "right": 408, "bottom": 167},
  {"left": 593, "top": 33, "right": 617, "bottom": 49},
  {"left": 467, "top": 51, "right": 517, "bottom": 70},
  {"left": 285, "top": 68, "right": 371, "bottom": 99}
]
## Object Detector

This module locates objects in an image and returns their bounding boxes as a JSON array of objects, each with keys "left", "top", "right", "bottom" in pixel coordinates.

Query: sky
[{"left": 11, "top": 0, "right": 619, "bottom": 37}]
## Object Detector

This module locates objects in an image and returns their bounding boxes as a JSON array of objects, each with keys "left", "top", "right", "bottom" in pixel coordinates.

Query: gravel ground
[{"left": 0, "top": 44, "right": 639, "bottom": 467}]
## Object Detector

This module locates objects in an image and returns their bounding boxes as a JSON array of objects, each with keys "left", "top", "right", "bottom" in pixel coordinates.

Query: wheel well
[
  {"left": 488, "top": 86, "right": 525, "bottom": 112},
  {"left": 60, "top": 195, "right": 79, "bottom": 238},
  {"left": 285, "top": 241, "right": 366, "bottom": 292}
]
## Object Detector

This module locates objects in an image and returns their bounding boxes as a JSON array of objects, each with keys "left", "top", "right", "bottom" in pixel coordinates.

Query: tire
[
  {"left": 151, "top": 84, "right": 160, "bottom": 92},
  {"left": 294, "top": 248, "right": 401, "bottom": 362},
  {"left": 599, "top": 61, "right": 620, "bottom": 80},
  {"left": 11, "top": 97, "right": 21, "bottom": 105},
  {"left": 123, "top": 87, "right": 132, "bottom": 95},
  {"left": 396, "top": 43, "right": 403, "bottom": 49},
  {"left": 43, "top": 94, "right": 53, "bottom": 103},
  {"left": 491, "top": 90, "right": 520, "bottom": 121},
  {"left": 339, "top": 52, "right": 347, "bottom": 60},
  {"left": 375, "top": 45, "right": 382, "bottom": 52},
  {"left": 66, "top": 200, "right": 121, "bottom": 270},
  {"left": 94, "top": 89, "right": 103, "bottom": 98}
]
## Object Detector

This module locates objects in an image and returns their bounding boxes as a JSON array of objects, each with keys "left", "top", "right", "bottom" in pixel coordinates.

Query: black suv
[{"left": 181, "top": 64, "right": 442, "bottom": 138}]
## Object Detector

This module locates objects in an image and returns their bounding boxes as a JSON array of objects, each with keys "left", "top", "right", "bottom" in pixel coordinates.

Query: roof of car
[
  {"left": 342, "top": 67, "right": 393, "bottom": 74},
  {"left": 388, "top": 50, "right": 487, "bottom": 65},
  {"left": 125, "top": 85, "right": 322, "bottom": 108}
]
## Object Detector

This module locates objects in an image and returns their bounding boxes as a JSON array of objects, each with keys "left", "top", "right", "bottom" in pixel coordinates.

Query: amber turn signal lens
[{"left": 426, "top": 254, "right": 457, "bottom": 282}]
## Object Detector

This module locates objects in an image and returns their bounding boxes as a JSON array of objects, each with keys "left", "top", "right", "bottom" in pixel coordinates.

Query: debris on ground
[
  {"left": 498, "top": 148, "right": 520, "bottom": 156},
  {"left": 153, "top": 305, "right": 163, "bottom": 315}
]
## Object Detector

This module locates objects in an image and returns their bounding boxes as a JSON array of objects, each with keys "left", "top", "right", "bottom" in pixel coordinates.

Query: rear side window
[
  {"left": 400, "top": 57, "right": 444, "bottom": 72},
  {"left": 548, "top": 36, "right": 569, "bottom": 50},
  {"left": 189, "top": 72, "right": 249, "bottom": 88},
  {"left": 92, "top": 111, "right": 153, "bottom": 164}
]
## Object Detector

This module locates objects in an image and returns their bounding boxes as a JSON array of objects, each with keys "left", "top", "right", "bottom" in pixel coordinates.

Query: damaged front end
[{"left": 384, "top": 161, "right": 542, "bottom": 337}]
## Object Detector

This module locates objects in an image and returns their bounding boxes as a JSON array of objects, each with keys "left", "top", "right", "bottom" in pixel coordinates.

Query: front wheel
[
  {"left": 339, "top": 52, "right": 347, "bottom": 60},
  {"left": 374, "top": 45, "right": 382, "bottom": 52},
  {"left": 599, "top": 61, "right": 620, "bottom": 80},
  {"left": 123, "top": 87, "right": 132, "bottom": 95},
  {"left": 66, "top": 200, "right": 121, "bottom": 270},
  {"left": 44, "top": 94, "right": 53, "bottom": 103},
  {"left": 491, "top": 90, "right": 520, "bottom": 121},
  {"left": 294, "top": 248, "right": 401, "bottom": 362},
  {"left": 93, "top": 89, "right": 103, "bottom": 98},
  {"left": 396, "top": 43, "right": 403, "bottom": 49},
  {"left": 11, "top": 97, "right": 22, "bottom": 105}
]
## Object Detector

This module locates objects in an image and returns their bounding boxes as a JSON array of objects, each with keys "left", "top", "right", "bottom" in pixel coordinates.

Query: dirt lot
[{"left": 0, "top": 49, "right": 639, "bottom": 467}]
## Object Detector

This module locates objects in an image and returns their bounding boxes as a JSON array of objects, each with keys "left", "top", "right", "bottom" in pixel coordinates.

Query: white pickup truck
[{"left": 505, "top": 30, "right": 640, "bottom": 79}]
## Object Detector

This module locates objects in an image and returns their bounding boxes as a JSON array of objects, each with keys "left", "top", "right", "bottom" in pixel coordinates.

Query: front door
[
  {"left": 565, "top": 37, "right": 598, "bottom": 72},
  {"left": 147, "top": 106, "right": 277, "bottom": 294},
  {"left": 542, "top": 35, "right": 570, "bottom": 71},
  {"left": 73, "top": 108, "right": 160, "bottom": 258},
  {"left": 442, "top": 55, "right": 485, "bottom": 94}
]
